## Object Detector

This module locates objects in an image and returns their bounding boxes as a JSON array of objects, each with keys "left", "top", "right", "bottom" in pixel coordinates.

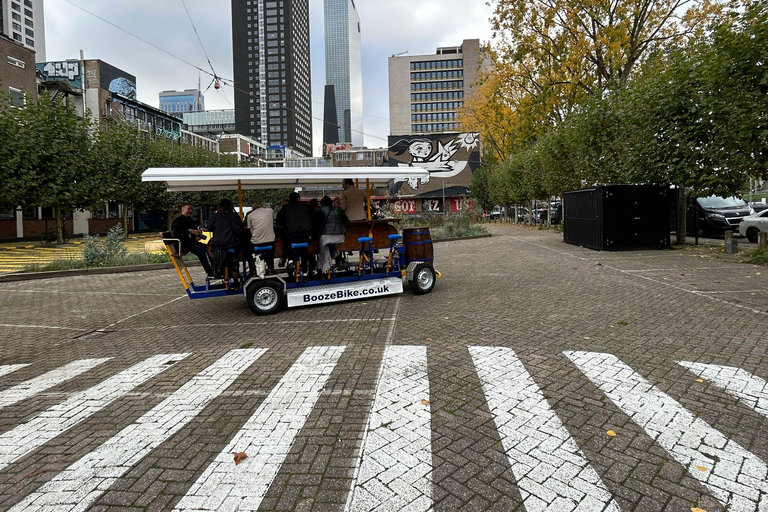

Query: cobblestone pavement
[{"left": 0, "top": 225, "right": 766, "bottom": 512}]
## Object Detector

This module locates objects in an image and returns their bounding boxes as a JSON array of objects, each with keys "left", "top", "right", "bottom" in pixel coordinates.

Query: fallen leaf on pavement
[
  {"left": 26, "top": 469, "right": 46, "bottom": 478},
  {"left": 421, "top": 399, "right": 430, "bottom": 406},
  {"left": 606, "top": 430, "right": 617, "bottom": 437},
  {"left": 426, "top": 337, "right": 432, "bottom": 341},
  {"left": 692, "top": 508, "right": 708, "bottom": 512},
  {"left": 233, "top": 452, "right": 248, "bottom": 465},
  {"left": 696, "top": 379, "right": 704, "bottom": 383},
  {"left": 696, "top": 466, "right": 708, "bottom": 472}
]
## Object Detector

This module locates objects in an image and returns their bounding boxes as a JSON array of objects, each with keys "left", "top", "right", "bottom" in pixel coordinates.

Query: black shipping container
[{"left": 563, "top": 185, "right": 671, "bottom": 251}]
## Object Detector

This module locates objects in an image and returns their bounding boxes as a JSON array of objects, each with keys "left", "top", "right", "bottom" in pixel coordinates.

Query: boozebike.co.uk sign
[{"left": 286, "top": 278, "right": 403, "bottom": 308}]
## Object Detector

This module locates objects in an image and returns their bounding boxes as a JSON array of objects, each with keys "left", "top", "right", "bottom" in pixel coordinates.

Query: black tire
[
  {"left": 746, "top": 228, "right": 759, "bottom": 243},
  {"left": 246, "top": 280, "right": 285, "bottom": 315},
  {"left": 409, "top": 263, "right": 436, "bottom": 295},
  {"left": 40, "top": 233, "right": 48, "bottom": 246}
]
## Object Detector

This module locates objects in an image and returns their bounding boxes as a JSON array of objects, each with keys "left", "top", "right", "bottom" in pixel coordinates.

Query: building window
[
  {"left": 9, "top": 87, "right": 25, "bottom": 106},
  {"left": 6, "top": 56, "right": 25, "bottom": 68},
  {"left": 11, "top": 2, "right": 20, "bottom": 10}
]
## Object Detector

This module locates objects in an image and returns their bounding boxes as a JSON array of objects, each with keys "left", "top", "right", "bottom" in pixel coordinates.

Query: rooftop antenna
[{"left": 392, "top": 51, "right": 408, "bottom": 57}]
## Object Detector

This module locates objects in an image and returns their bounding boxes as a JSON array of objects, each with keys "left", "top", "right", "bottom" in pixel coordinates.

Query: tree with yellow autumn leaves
[{"left": 464, "top": 0, "right": 766, "bottom": 237}]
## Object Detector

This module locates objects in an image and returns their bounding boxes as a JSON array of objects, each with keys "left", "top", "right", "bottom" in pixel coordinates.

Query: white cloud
[{"left": 45, "top": 0, "right": 495, "bottom": 156}]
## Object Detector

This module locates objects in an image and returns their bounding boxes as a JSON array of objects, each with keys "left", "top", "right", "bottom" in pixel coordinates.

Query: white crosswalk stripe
[
  {"left": 471, "top": 347, "right": 620, "bottom": 512},
  {"left": 0, "top": 363, "right": 30, "bottom": 379},
  {"left": 3, "top": 348, "right": 768, "bottom": 511},
  {"left": 0, "top": 353, "right": 189, "bottom": 472},
  {"left": 0, "top": 358, "right": 111, "bottom": 410},
  {"left": 678, "top": 361, "right": 768, "bottom": 418},
  {"left": 174, "top": 345, "right": 346, "bottom": 512},
  {"left": 9, "top": 349, "right": 266, "bottom": 512},
  {"left": 566, "top": 351, "right": 768, "bottom": 512},
  {"left": 345, "top": 345, "right": 433, "bottom": 512}
]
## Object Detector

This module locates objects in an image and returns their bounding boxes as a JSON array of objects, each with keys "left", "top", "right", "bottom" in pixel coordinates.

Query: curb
[{"left": 0, "top": 234, "right": 492, "bottom": 283}]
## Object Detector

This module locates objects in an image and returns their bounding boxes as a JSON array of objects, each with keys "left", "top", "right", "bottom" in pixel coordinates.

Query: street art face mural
[{"left": 387, "top": 133, "right": 481, "bottom": 189}]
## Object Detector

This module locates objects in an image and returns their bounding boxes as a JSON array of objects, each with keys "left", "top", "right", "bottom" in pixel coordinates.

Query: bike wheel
[{"left": 40, "top": 233, "right": 49, "bottom": 246}]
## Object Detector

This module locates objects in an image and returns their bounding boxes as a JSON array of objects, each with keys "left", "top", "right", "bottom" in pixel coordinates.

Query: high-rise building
[
  {"left": 0, "top": 0, "right": 45, "bottom": 61},
  {"left": 324, "top": 0, "right": 362, "bottom": 147},
  {"left": 388, "top": 39, "right": 483, "bottom": 136},
  {"left": 231, "top": 0, "right": 313, "bottom": 157},
  {"left": 159, "top": 89, "right": 205, "bottom": 116}
]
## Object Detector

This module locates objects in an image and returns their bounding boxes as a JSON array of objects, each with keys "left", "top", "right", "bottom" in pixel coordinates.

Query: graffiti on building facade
[
  {"left": 36, "top": 61, "right": 82, "bottom": 89},
  {"left": 387, "top": 132, "right": 480, "bottom": 189}
]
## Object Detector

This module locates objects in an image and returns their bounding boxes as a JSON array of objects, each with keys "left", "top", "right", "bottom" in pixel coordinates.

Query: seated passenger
[
  {"left": 170, "top": 203, "right": 214, "bottom": 277},
  {"left": 317, "top": 195, "right": 347, "bottom": 274},
  {"left": 340, "top": 179, "right": 368, "bottom": 221},
  {"left": 246, "top": 199, "right": 276, "bottom": 275},
  {"left": 207, "top": 199, "right": 244, "bottom": 278},
  {"left": 275, "top": 192, "right": 311, "bottom": 272}
]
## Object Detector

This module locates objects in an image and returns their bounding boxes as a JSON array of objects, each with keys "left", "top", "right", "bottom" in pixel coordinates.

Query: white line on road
[
  {"left": 0, "top": 353, "right": 189, "bottom": 472},
  {"left": 678, "top": 361, "right": 768, "bottom": 418},
  {"left": 10, "top": 349, "right": 267, "bottom": 512},
  {"left": 0, "top": 358, "right": 111, "bottom": 410},
  {"left": 0, "top": 364, "right": 30, "bottom": 379},
  {"left": 0, "top": 324, "right": 86, "bottom": 332},
  {"left": 344, "top": 345, "right": 432, "bottom": 512},
  {"left": 470, "top": 347, "right": 620, "bottom": 512},
  {"left": 566, "top": 351, "right": 768, "bottom": 512},
  {"left": 98, "top": 296, "right": 186, "bottom": 331},
  {"left": 174, "top": 345, "right": 345, "bottom": 512}
]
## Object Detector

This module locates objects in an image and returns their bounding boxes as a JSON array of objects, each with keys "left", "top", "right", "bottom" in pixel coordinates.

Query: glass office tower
[{"left": 324, "top": 0, "right": 363, "bottom": 147}]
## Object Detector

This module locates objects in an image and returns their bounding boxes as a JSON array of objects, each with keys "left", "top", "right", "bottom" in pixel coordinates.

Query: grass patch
[
  {"left": 23, "top": 252, "right": 178, "bottom": 273},
  {"left": 401, "top": 211, "right": 489, "bottom": 240},
  {"left": 743, "top": 249, "right": 768, "bottom": 266}
]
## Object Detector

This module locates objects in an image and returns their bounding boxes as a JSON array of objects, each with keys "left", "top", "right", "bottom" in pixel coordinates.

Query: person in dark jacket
[
  {"left": 275, "top": 192, "right": 311, "bottom": 272},
  {"left": 317, "top": 195, "right": 347, "bottom": 273},
  {"left": 206, "top": 199, "right": 244, "bottom": 278},
  {"left": 170, "top": 203, "right": 214, "bottom": 277}
]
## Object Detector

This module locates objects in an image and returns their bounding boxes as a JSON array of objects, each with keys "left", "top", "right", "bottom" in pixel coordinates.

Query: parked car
[
  {"left": 488, "top": 207, "right": 504, "bottom": 220},
  {"left": 749, "top": 202, "right": 768, "bottom": 214},
  {"left": 687, "top": 195, "right": 752, "bottom": 237},
  {"left": 738, "top": 209, "right": 768, "bottom": 242}
]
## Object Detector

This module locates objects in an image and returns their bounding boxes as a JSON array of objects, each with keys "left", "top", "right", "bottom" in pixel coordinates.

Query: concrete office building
[
  {"left": 388, "top": 39, "right": 483, "bottom": 136},
  {"left": 0, "top": 0, "right": 44, "bottom": 61},
  {"left": 159, "top": 89, "right": 205, "bottom": 116},
  {"left": 231, "top": 0, "right": 313, "bottom": 157},
  {"left": 324, "top": 0, "right": 363, "bottom": 147}
]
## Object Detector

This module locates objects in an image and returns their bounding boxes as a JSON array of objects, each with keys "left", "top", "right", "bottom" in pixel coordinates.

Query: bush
[
  {"left": 83, "top": 225, "right": 128, "bottom": 267},
  {"left": 744, "top": 249, "right": 768, "bottom": 266}
]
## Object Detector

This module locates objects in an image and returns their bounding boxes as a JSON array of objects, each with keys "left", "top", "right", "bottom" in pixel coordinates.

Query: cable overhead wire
[
  {"left": 180, "top": 0, "right": 221, "bottom": 88},
  {"left": 64, "top": 0, "right": 406, "bottom": 145}
]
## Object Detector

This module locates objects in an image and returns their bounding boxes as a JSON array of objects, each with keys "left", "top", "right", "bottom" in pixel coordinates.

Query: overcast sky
[{"left": 45, "top": 0, "right": 495, "bottom": 156}]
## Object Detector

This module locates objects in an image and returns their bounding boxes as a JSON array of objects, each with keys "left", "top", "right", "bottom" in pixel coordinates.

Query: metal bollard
[
  {"left": 725, "top": 231, "right": 739, "bottom": 254},
  {"left": 759, "top": 232, "right": 767, "bottom": 252}
]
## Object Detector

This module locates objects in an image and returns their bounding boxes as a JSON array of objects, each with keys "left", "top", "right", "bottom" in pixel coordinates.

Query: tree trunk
[
  {"left": 166, "top": 211, "right": 174, "bottom": 232},
  {"left": 121, "top": 203, "right": 129, "bottom": 237},
  {"left": 676, "top": 187, "right": 687, "bottom": 245},
  {"left": 55, "top": 205, "right": 63, "bottom": 244}
]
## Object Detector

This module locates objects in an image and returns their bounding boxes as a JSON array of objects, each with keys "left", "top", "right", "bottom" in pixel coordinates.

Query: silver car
[{"left": 738, "top": 209, "right": 768, "bottom": 243}]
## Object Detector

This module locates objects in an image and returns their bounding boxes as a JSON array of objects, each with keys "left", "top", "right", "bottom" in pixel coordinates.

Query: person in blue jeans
[{"left": 171, "top": 203, "right": 214, "bottom": 277}]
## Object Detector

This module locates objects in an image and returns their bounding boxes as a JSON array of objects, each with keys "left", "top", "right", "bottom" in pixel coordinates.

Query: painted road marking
[
  {"left": 0, "top": 353, "right": 189, "bottom": 472},
  {"left": 678, "top": 361, "right": 768, "bottom": 418},
  {"left": 470, "top": 347, "right": 620, "bottom": 512},
  {"left": 345, "top": 345, "right": 432, "bottom": 512},
  {"left": 9, "top": 349, "right": 266, "bottom": 512},
  {"left": 0, "top": 364, "right": 31, "bottom": 379},
  {"left": 174, "top": 345, "right": 345, "bottom": 512},
  {"left": 0, "top": 358, "right": 111, "bottom": 410},
  {"left": 566, "top": 351, "right": 768, "bottom": 512}
]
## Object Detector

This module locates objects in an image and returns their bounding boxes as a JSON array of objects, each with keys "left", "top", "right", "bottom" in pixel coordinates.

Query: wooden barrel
[{"left": 402, "top": 227, "right": 434, "bottom": 264}]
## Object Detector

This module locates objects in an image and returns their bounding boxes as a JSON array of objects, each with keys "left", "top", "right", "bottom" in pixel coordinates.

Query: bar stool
[
  {"left": 252, "top": 245, "right": 273, "bottom": 277},
  {"left": 386, "top": 234, "right": 402, "bottom": 272},
  {"left": 357, "top": 236, "right": 374, "bottom": 274},
  {"left": 291, "top": 243, "right": 309, "bottom": 282}
]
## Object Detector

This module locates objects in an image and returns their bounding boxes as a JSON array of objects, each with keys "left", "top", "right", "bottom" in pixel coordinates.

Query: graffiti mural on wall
[
  {"left": 36, "top": 61, "right": 82, "bottom": 88},
  {"left": 98, "top": 62, "right": 137, "bottom": 100},
  {"left": 388, "top": 133, "right": 480, "bottom": 189}
]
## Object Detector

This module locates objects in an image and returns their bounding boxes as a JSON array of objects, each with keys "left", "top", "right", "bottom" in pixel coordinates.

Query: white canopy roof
[{"left": 141, "top": 167, "right": 429, "bottom": 192}]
